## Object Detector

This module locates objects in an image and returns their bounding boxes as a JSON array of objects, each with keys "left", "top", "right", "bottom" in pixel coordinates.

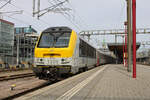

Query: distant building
[
  {"left": 15, "top": 25, "right": 37, "bottom": 34},
  {"left": 13, "top": 26, "right": 39, "bottom": 65},
  {"left": 0, "top": 22, "right": 39, "bottom": 67},
  {"left": 0, "top": 19, "right": 14, "bottom": 56}
]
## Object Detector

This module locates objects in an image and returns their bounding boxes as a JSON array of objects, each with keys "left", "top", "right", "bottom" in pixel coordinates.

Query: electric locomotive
[{"left": 33, "top": 27, "right": 97, "bottom": 80}]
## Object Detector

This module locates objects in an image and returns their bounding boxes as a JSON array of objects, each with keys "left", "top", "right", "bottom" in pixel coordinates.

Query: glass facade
[{"left": 0, "top": 19, "right": 14, "bottom": 56}]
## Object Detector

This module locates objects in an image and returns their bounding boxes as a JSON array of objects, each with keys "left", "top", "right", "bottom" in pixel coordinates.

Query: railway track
[
  {"left": 0, "top": 73, "right": 35, "bottom": 81},
  {"left": 0, "top": 66, "right": 95, "bottom": 100},
  {"left": 0, "top": 77, "right": 62, "bottom": 100},
  {"left": 2, "top": 81, "right": 50, "bottom": 100},
  {"left": 0, "top": 68, "right": 30, "bottom": 72}
]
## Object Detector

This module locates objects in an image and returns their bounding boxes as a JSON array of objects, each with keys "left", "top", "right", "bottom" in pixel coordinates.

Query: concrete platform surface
[{"left": 15, "top": 64, "right": 150, "bottom": 100}]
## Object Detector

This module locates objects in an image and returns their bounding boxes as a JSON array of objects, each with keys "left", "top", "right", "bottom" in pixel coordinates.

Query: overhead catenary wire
[
  {"left": 53, "top": 0, "right": 84, "bottom": 31},
  {"left": 9, "top": 2, "right": 51, "bottom": 26},
  {"left": 1, "top": 0, "right": 50, "bottom": 32},
  {"left": 9, "top": 0, "right": 82, "bottom": 31},
  {"left": 54, "top": 0, "right": 86, "bottom": 29},
  {"left": 57, "top": 0, "right": 88, "bottom": 29},
  {"left": 0, "top": 0, "right": 11, "bottom": 9},
  {"left": 37, "top": 0, "right": 68, "bottom": 18},
  {"left": 2, "top": 0, "right": 83, "bottom": 32},
  {"left": 48, "top": 0, "right": 74, "bottom": 19},
  {"left": 47, "top": 0, "right": 81, "bottom": 31}
]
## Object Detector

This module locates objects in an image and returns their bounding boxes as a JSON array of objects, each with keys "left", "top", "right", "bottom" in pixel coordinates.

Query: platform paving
[{"left": 15, "top": 64, "right": 150, "bottom": 100}]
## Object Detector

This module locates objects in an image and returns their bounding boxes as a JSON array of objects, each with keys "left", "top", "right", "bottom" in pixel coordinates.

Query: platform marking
[{"left": 56, "top": 66, "right": 107, "bottom": 100}]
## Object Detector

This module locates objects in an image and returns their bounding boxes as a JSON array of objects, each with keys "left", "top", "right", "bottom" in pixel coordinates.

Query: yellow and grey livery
[{"left": 33, "top": 27, "right": 114, "bottom": 80}]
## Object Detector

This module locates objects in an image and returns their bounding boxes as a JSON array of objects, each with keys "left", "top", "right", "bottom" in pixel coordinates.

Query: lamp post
[
  {"left": 122, "top": 35, "right": 125, "bottom": 66},
  {"left": 124, "top": 21, "right": 128, "bottom": 67},
  {"left": 17, "top": 35, "right": 19, "bottom": 66}
]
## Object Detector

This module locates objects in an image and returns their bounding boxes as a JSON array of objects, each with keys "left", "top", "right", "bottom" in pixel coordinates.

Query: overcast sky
[
  {"left": 1, "top": 0, "right": 150, "bottom": 32},
  {"left": 0, "top": 0, "right": 150, "bottom": 50}
]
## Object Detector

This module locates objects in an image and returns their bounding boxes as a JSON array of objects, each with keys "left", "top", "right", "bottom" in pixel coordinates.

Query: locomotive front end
[{"left": 33, "top": 27, "right": 77, "bottom": 80}]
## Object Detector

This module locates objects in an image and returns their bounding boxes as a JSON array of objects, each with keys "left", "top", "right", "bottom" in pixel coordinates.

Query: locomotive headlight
[
  {"left": 35, "top": 58, "right": 44, "bottom": 64},
  {"left": 61, "top": 58, "right": 71, "bottom": 64},
  {"left": 36, "top": 58, "right": 41, "bottom": 62}
]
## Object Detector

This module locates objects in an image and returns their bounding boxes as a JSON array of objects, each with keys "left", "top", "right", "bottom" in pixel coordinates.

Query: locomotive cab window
[{"left": 37, "top": 32, "right": 71, "bottom": 48}]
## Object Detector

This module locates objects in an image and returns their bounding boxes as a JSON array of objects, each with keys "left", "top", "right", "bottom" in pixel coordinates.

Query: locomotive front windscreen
[{"left": 37, "top": 32, "right": 71, "bottom": 48}]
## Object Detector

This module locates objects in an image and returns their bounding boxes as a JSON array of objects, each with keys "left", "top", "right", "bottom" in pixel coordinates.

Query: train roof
[{"left": 42, "top": 26, "right": 72, "bottom": 33}]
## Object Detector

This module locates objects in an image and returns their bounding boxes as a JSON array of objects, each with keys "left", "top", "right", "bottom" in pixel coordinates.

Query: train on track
[{"left": 33, "top": 27, "right": 115, "bottom": 81}]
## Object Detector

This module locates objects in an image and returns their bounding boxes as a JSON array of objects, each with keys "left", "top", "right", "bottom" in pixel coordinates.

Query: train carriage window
[
  {"left": 86, "top": 43, "right": 96, "bottom": 58},
  {"left": 79, "top": 39, "right": 83, "bottom": 57},
  {"left": 79, "top": 39, "right": 86, "bottom": 57},
  {"left": 79, "top": 39, "right": 96, "bottom": 58}
]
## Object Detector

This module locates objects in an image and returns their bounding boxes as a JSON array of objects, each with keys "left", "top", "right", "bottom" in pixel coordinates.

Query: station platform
[{"left": 15, "top": 64, "right": 150, "bottom": 100}]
